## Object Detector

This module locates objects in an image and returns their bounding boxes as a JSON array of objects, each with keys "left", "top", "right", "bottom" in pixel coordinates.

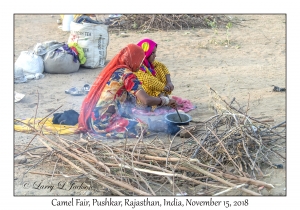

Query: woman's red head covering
[{"left": 78, "top": 44, "right": 145, "bottom": 132}]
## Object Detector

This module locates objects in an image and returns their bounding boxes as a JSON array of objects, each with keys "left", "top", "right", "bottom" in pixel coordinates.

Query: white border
[{"left": 5, "top": 0, "right": 297, "bottom": 209}]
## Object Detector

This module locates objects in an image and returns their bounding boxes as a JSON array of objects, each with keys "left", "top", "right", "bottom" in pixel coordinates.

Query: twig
[
  {"left": 184, "top": 163, "right": 261, "bottom": 196},
  {"left": 23, "top": 134, "right": 38, "bottom": 152},
  {"left": 14, "top": 146, "right": 47, "bottom": 158},
  {"left": 34, "top": 89, "right": 39, "bottom": 127},
  {"left": 50, "top": 157, "right": 60, "bottom": 183},
  {"left": 212, "top": 171, "right": 274, "bottom": 190},
  {"left": 29, "top": 171, "right": 78, "bottom": 177},
  {"left": 213, "top": 183, "right": 246, "bottom": 196}
]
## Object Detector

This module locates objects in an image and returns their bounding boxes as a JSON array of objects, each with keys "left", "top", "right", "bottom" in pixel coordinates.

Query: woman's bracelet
[
  {"left": 159, "top": 96, "right": 169, "bottom": 106},
  {"left": 158, "top": 97, "right": 162, "bottom": 106}
]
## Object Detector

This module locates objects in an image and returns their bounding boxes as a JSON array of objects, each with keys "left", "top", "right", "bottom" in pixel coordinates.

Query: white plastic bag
[
  {"left": 68, "top": 22, "right": 109, "bottom": 68},
  {"left": 15, "top": 51, "right": 44, "bottom": 74},
  {"left": 25, "top": 73, "right": 45, "bottom": 80},
  {"left": 62, "top": 15, "right": 73, "bottom": 31},
  {"left": 14, "top": 65, "right": 27, "bottom": 84}
]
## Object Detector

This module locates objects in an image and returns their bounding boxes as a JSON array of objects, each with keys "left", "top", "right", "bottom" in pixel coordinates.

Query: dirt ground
[{"left": 13, "top": 14, "right": 286, "bottom": 196}]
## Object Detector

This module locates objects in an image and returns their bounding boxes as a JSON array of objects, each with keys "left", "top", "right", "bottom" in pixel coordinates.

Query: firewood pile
[
  {"left": 14, "top": 88, "right": 285, "bottom": 196},
  {"left": 106, "top": 14, "right": 235, "bottom": 31}
]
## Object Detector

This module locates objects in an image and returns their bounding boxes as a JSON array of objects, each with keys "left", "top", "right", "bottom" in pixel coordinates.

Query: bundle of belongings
[
  {"left": 14, "top": 110, "right": 80, "bottom": 135},
  {"left": 74, "top": 14, "right": 104, "bottom": 24},
  {"left": 60, "top": 14, "right": 105, "bottom": 25},
  {"left": 52, "top": 110, "right": 79, "bottom": 126},
  {"left": 14, "top": 50, "right": 45, "bottom": 83},
  {"left": 34, "top": 40, "right": 86, "bottom": 74}
]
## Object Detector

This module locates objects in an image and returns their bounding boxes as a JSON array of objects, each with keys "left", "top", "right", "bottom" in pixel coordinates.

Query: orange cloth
[{"left": 78, "top": 44, "right": 145, "bottom": 132}]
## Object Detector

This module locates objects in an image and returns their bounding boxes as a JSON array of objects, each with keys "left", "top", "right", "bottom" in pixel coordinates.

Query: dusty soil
[{"left": 14, "top": 14, "right": 286, "bottom": 196}]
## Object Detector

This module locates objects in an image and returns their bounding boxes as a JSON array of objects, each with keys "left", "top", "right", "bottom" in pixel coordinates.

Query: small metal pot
[{"left": 164, "top": 112, "right": 192, "bottom": 135}]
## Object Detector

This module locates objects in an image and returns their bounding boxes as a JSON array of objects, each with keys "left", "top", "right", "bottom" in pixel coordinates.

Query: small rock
[
  {"left": 274, "top": 164, "right": 283, "bottom": 169},
  {"left": 180, "top": 126, "right": 197, "bottom": 138},
  {"left": 120, "top": 33, "right": 129, "bottom": 37},
  {"left": 272, "top": 85, "right": 286, "bottom": 92},
  {"left": 14, "top": 155, "right": 27, "bottom": 164},
  {"left": 191, "top": 118, "right": 202, "bottom": 123},
  {"left": 103, "top": 188, "right": 112, "bottom": 196},
  {"left": 176, "top": 192, "right": 188, "bottom": 196},
  {"left": 85, "top": 190, "right": 92, "bottom": 196}
]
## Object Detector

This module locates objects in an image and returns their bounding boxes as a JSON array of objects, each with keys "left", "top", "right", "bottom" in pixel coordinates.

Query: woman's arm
[
  {"left": 123, "top": 71, "right": 176, "bottom": 107},
  {"left": 136, "top": 89, "right": 176, "bottom": 108},
  {"left": 153, "top": 61, "right": 174, "bottom": 92},
  {"left": 136, "top": 89, "right": 161, "bottom": 106},
  {"left": 165, "top": 74, "right": 174, "bottom": 91}
]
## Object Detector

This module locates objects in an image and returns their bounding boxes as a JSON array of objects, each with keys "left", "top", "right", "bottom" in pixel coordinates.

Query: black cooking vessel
[{"left": 164, "top": 112, "right": 192, "bottom": 135}]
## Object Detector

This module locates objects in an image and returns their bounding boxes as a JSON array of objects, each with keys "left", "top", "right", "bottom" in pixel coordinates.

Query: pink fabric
[
  {"left": 132, "top": 96, "right": 196, "bottom": 116},
  {"left": 137, "top": 38, "right": 157, "bottom": 58},
  {"left": 172, "top": 96, "right": 196, "bottom": 112},
  {"left": 137, "top": 38, "right": 157, "bottom": 76}
]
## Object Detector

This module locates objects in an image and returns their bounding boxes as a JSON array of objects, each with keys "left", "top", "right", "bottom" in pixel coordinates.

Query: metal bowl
[{"left": 164, "top": 112, "right": 192, "bottom": 134}]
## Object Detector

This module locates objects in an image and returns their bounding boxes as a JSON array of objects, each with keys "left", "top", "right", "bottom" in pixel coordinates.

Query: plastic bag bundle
[
  {"left": 14, "top": 65, "right": 27, "bottom": 83},
  {"left": 44, "top": 50, "right": 80, "bottom": 74},
  {"left": 15, "top": 51, "right": 44, "bottom": 74},
  {"left": 68, "top": 22, "right": 109, "bottom": 68}
]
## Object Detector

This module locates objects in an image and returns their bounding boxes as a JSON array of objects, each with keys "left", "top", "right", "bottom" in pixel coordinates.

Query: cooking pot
[{"left": 164, "top": 112, "right": 192, "bottom": 135}]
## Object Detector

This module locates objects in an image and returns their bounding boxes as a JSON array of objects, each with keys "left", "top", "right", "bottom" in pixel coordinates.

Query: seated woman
[
  {"left": 78, "top": 44, "right": 176, "bottom": 138},
  {"left": 134, "top": 38, "right": 174, "bottom": 98}
]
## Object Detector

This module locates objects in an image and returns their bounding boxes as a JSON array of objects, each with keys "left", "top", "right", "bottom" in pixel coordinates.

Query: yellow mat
[{"left": 14, "top": 118, "right": 78, "bottom": 135}]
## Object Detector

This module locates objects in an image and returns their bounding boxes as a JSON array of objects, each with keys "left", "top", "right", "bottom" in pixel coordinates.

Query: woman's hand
[
  {"left": 164, "top": 85, "right": 170, "bottom": 92},
  {"left": 166, "top": 82, "right": 174, "bottom": 91},
  {"left": 165, "top": 74, "right": 174, "bottom": 92},
  {"left": 168, "top": 98, "right": 177, "bottom": 109},
  {"left": 164, "top": 82, "right": 174, "bottom": 92}
]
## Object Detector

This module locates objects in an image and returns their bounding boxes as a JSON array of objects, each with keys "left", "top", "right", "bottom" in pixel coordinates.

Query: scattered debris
[
  {"left": 14, "top": 155, "right": 27, "bottom": 164},
  {"left": 272, "top": 85, "right": 286, "bottom": 92},
  {"left": 15, "top": 91, "right": 25, "bottom": 103}
]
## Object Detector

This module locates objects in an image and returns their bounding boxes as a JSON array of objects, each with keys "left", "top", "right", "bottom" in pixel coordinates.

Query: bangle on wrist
[
  {"left": 158, "top": 97, "right": 162, "bottom": 106},
  {"left": 159, "top": 96, "right": 169, "bottom": 106}
]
